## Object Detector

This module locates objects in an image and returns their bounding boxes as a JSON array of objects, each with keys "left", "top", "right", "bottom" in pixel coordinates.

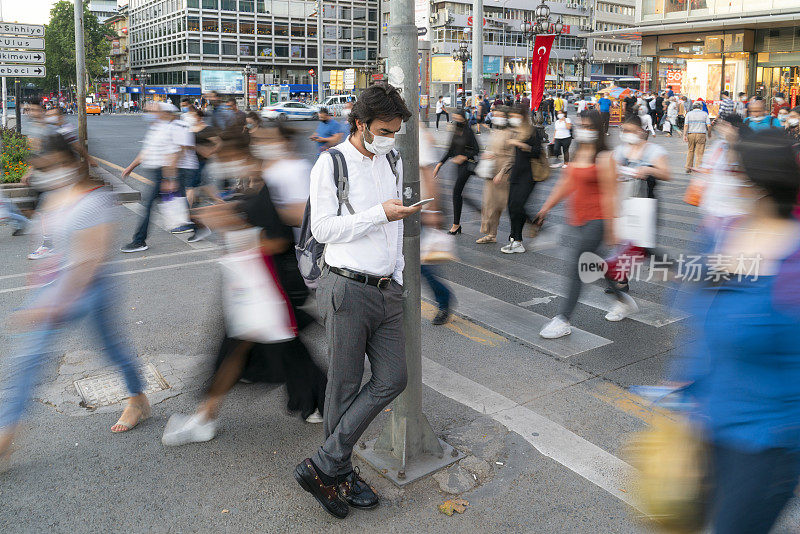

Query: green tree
[{"left": 29, "top": 1, "right": 115, "bottom": 92}]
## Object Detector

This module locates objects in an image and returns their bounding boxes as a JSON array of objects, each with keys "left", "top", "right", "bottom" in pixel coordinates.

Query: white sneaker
[
  {"left": 27, "top": 245, "right": 52, "bottom": 260},
  {"left": 501, "top": 239, "right": 526, "bottom": 254},
  {"left": 604, "top": 294, "right": 639, "bottom": 322},
  {"left": 549, "top": 162, "right": 562, "bottom": 169},
  {"left": 305, "top": 409, "right": 323, "bottom": 424},
  {"left": 162, "top": 413, "right": 217, "bottom": 446},
  {"left": 539, "top": 315, "right": 572, "bottom": 339}
]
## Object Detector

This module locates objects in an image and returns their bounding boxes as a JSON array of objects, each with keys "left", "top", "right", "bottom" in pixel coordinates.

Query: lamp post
[
  {"left": 572, "top": 46, "right": 593, "bottom": 95},
  {"left": 521, "top": 1, "right": 563, "bottom": 97},
  {"left": 139, "top": 69, "right": 150, "bottom": 105},
  {"left": 452, "top": 26, "right": 471, "bottom": 109}
]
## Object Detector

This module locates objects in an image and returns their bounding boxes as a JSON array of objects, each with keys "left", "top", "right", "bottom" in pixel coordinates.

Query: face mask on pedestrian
[
  {"left": 508, "top": 117, "right": 522, "bottom": 127},
  {"left": 252, "top": 143, "right": 288, "bottom": 160},
  {"left": 778, "top": 113, "right": 788, "bottom": 124},
  {"left": 341, "top": 108, "right": 351, "bottom": 118},
  {"left": 620, "top": 132, "right": 642, "bottom": 145},
  {"left": 573, "top": 128, "right": 598, "bottom": 144},
  {"left": 181, "top": 106, "right": 189, "bottom": 113},
  {"left": 209, "top": 158, "right": 252, "bottom": 180},
  {"left": 492, "top": 116, "right": 507, "bottom": 127},
  {"left": 362, "top": 124, "right": 395, "bottom": 156},
  {"left": 31, "top": 165, "right": 80, "bottom": 192},
  {"left": 557, "top": 113, "right": 565, "bottom": 120}
]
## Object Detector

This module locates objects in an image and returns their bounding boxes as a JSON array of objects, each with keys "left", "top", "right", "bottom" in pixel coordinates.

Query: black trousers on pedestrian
[
  {"left": 436, "top": 111, "right": 449, "bottom": 128},
  {"left": 600, "top": 111, "right": 610, "bottom": 134},
  {"left": 554, "top": 137, "right": 572, "bottom": 163},
  {"left": 507, "top": 178, "right": 535, "bottom": 241},
  {"left": 452, "top": 163, "right": 475, "bottom": 226}
]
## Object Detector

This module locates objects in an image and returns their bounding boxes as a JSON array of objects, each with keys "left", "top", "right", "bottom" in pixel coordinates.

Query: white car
[{"left": 261, "top": 101, "right": 319, "bottom": 121}]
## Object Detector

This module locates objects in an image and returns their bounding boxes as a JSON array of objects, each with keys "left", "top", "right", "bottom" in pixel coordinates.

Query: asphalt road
[{"left": 2, "top": 114, "right": 798, "bottom": 533}]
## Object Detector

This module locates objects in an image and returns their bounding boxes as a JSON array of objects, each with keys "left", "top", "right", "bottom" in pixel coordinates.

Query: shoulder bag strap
[{"left": 328, "top": 148, "right": 354, "bottom": 215}]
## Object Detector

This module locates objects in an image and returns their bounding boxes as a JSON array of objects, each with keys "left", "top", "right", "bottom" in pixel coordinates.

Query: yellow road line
[
  {"left": 421, "top": 301, "right": 507, "bottom": 347},
  {"left": 590, "top": 382, "right": 677, "bottom": 425},
  {"left": 92, "top": 156, "right": 153, "bottom": 185}
]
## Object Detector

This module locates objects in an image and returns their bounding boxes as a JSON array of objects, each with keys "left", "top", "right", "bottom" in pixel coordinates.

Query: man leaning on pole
[{"left": 293, "top": 84, "right": 422, "bottom": 519}]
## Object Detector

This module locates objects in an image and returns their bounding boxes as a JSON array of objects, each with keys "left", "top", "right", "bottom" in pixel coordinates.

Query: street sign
[
  {"left": 0, "top": 37, "right": 44, "bottom": 50},
  {"left": 0, "top": 64, "right": 46, "bottom": 77},
  {"left": 0, "top": 50, "right": 44, "bottom": 64},
  {"left": 0, "top": 22, "right": 45, "bottom": 37}
]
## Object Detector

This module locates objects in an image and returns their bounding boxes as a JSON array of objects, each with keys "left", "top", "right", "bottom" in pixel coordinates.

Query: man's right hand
[
  {"left": 382, "top": 199, "right": 422, "bottom": 222},
  {"left": 121, "top": 166, "right": 133, "bottom": 178}
]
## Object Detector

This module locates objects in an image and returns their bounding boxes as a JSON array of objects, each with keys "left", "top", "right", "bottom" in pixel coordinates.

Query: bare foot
[
  {"left": 111, "top": 395, "right": 151, "bottom": 433},
  {"left": 0, "top": 428, "right": 17, "bottom": 471}
]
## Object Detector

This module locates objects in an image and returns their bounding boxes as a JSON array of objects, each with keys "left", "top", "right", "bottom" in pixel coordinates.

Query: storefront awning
[{"left": 589, "top": 11, "right": 800, "bottom": 39}]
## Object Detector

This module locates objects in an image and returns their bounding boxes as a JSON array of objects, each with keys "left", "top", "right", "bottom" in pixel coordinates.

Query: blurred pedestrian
[
  {"left": 245, "top": 111, "right": 262, "bottom": 134},
  {"left": 744, "top": 98, "right": 781, "bottom": 131},
  {"left": 476, "top": 107, "right": 512, "bottom": 244},
  {"left": 536, "top": 110, "right": 638, "bottom": 338},
  {"left": 435, "top": 95, "right": 449, "bottom": 130},
  {"left": 671, "top": 129, "right": 800, "bottom": 534},
  {"left": 310, "top": 107, "right": 342, "bottom": 152},
  {"left": 551, "top": 111, "right": 573, "bottom": 168},
  {"left": 0, "top": 138, "right": 150, "bottom": 468},
  {"left": 120, "top": 102, "right": 186, "bottom": 253},
  {"left": 785, "top": 105, "right": 800, "bottom": 141},
  {"left": 639, "top": 104, "right": 656, "bottom": 136},
  {"left": 771, "top": 91, "right": 789, "bottom": 117},
  {"left": 501, "top": 106, "right": 546, "bottom": 254},
  {"left": 434, "top": 108, "right": 480, "bottom": 235},
  {"left": 293, "top": 84, "right": 420, "bottom": 519},
  {"left": 598, "top": 93, "right": 612, "bottom": 135}
]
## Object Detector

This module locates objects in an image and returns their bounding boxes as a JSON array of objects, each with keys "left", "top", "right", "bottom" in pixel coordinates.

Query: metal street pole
[
  {"left": 316, "top": 0, "right": 323, "bottom": 103},
  {"left": 462, "top": 59, "right": 467, "bottom": 109},
  {"left": 108, "top": 57, "right": 112, "bottom": 113},
  {"left": 74, "top": 0, "right": 88, "bottom": 151},
  {"left": 14, "top": 78, "right": 20, "bottom": 134},
  {"left": 471, "top": 0, "right": 483, "bottom": 101},
  {"left": 0, "top": 0, "right": 5, "bottom": 128},
  {"left": 358, "top": 0, "right": 462, "bottom": 486}
]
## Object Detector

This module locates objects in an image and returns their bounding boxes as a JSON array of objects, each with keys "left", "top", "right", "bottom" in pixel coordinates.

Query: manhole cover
[{"left": 74, "top": 363, "right": 169, "bottom": 408}]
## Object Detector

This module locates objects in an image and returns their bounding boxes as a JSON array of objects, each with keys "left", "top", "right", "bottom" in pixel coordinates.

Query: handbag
[
  {"left": 420, "top": 228, "right": 458, "bottom": 264},
  {"left": 627, "top": 414, "right": 709, "bottom": 532},
  {"left": 159, "top": 193, "right": 191, "bottom": 229},
  {"left": 616, "top": 197, "right": 657, "bottom": 249},
  {"left": 219, "top": 246, "right": 298, "bottom": 344},
  {"left": 683, "top": 178, "right": 705, "bottom": 207},
  {"left": 531, "top": 149, "right": 551, "bottom": 182},
  {"left": 474, "top": 157, "right": 494, "bottom": 179}
]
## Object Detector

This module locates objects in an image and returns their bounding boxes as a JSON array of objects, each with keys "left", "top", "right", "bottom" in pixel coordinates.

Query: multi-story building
[
  {"left": 622, "top": 0, "right": 800, "bottom": 108},
  {"left": 106, "top": 6, "right": 131, "bottom": 103},
  {"left": 128, "top": 0, "right": 380, "bottom": 103},
  {"left": 395, "top": 0, "right": 640, "bottom": 101},
  {"left": 89, "top": 0, "right": 121, "bottom": 23}
]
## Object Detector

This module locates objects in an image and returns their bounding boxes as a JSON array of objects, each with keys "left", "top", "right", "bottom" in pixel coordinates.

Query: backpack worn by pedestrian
[{"left": 296, "top": 148, "right": 400, "bottom": 284}]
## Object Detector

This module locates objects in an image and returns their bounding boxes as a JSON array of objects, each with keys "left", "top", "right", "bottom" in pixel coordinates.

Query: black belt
[{"left": 327, "top": 266, "right": 393, "bottom": 289}]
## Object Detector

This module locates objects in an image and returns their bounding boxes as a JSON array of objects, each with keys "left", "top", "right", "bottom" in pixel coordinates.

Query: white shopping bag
[
  {"left": 662, "top": 120, "right": 672, "bottom": 132},
  {"left": 616, "top": 197, "right": 657, "bottom": 249},
  {"left": 420, "top": 228, "right": 458, "bottom": 264},
  {"left": 159, "top": 194, "right": 191, "bottom": 229},
  {"left": 219, "top": 248, "right": 297, "bottom": 344},
  {"left": 474, "top": 157, "right": 494, "bottom": 179}
]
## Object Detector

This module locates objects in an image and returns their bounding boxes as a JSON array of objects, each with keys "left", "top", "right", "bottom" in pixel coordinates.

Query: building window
[
  {"left": 614, "top": 65, "right": 627, "bottom": 76},
  {"left": 275, "top": 44, "right": 289, "bottom": 57},
  {"left": 240, "top": 1, "right": 254, "bottom": 12},
  {"left": 221, "top": 0, "right": 236, "bottom": 9},
  {"left": 324, "top": 26, "right": 336, "bottom": 39},
  {"left": 353, "top": 46, "right": 366, "bottom": 60},
  {"left": 291, "top": 44, "right": 302, "bottom": 58},
  {"left": 240, "top": 21, "right": 255, "bottom": 34},
  {"left": 291, "top": 24, "right": 304, "bottom": 37},
  {"left": 340, "top": 26, "right": 351, "bottom": 39},
  {"left": 257, "top": 22, "right": 271, "bottom": 35},
  {"left": 221, "top": 19, "right": 236, "bottom": 33},
  {"left": 368, "top": 48, "right": 376, "bottom": 60},
  {"left": 368, "top": 28, "right": 376, "bottom": 41},
  {"left": 273, "top": 1, "right": 289, "bottom": 16},
  {"left": 307, "top": 45, "right": 317, "bottom": 58},
  {"left": 202, "top": 40, "right": 219, "bottom": 54},
  {"left": 187, "top": 16, "right": 200, "bottom": 31},
  {"left": 188, "top": 70, "right": 200, "bottom": 84},
  {"left": 275, "top": 23, "right": 288, "bottom": 36},
  {"left": 188, "top": 39, "right": 200, "bottom": 53},
  {"left": 289, "top": 2, "right": 304, "bottom": 17},
  {"left": 339, "top": 6, "right": 351, "bottom": 18},
  {"left": 202, "top": 18, "right": 218, "bottom": 32},
  {"left": 222, "top": 41, "right": 237, "bottom": 55},
  {"left": 354, "top": 7, "right": 366, "bottom": 20},
  {"left": 202, "top": 0, "right": 217, "bottom": 8},
  {"left": 340, "top": 45, "right": 351, "bottom": 60},
  {"left": 259, "top": 44, "right": 274, "bottom": 57},
  {"left": 307, "top": 25, "right": 317, "bottom": 38},
  {"left": 353, "top": 26, "right": 365, "bottom": 39},
  {"left": 188, "top": 0, "right": 199, "bottom": 7},
  {"left": 240, "top": 42, "right": 255, "bottom": 55}
]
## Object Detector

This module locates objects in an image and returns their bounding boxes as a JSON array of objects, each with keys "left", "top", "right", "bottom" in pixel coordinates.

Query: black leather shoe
[
  {"left": 338, "top": 467, "right": 379, "bottom": 509},
  {"left": 294, "top": 459, "right": 349, "bottom": 519},
  {"left": 432, "top": 309, "right": 450, "bottom": 325}
]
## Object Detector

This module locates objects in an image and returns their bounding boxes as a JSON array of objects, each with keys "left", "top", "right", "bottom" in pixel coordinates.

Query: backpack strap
[
  {"left": 328, "top": 148, "right": 354, "bottom": 215},
  {"left": 385, "top": 149, "right": 400, "bottom": 183}
]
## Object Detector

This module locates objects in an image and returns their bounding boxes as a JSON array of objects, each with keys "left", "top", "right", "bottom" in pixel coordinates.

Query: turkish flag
[{"left": 530, "top": 34, "right": 556, "bottom": 112}]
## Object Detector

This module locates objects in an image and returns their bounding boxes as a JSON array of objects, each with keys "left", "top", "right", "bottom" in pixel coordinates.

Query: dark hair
[
  {"left": 579, "top": 110, "right": 608, "bottom": 157},
  {"left": 348, "top": 84, "right": 411, "bottom": 134},
  {"left": 246, "top": 111, "right": 261, "bottom": 125},
  {"left": 181, "top": 98, "right": 192, "bottom": 105},
  {"left": 791, "top": 106, "right": 800, "bottom": 115},
  {"left": 721, "top": 113, "right": 745, "bottom": 131},
  {"left": 189, "top": 106, "right": 205, "bottom": 118},
  {"left": 219, "top": 128, "right": 250, "bottom": 152},
  {"left": 721, "top": 90, "right": 729, "bottom": 97},
  {"left": 510, "top": 104, "right": 529, "bottom": 119},
  {"left": 736, "top": 130, "right": 800, "bottom": 218},
  {"left": 318, "top": 107, "right": 329, "bottom": 115},
  {"left": 227, "top": 97, "right": 237, "bottom": 105},
  {"left": 623, "top": 115, "right": 644, "bottom": 129},
  {"left": 738, "top": 92, "right": 746, "bottom": 97}
]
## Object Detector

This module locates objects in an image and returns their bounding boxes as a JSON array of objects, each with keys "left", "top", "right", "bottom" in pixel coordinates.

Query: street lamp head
[
  {"left": 554, "top": 17, "right": 563, "bottom": 34},
  {"left": 521, "top": 20, "right": 531, "bottom": 33},
  {"left": 534, "top": 0, "right": 550, "bottom": 20},
  {"left": 463, "top": 26, "right": 472, "bottom": 39},
  {"left": 537, "top": 19, "right": 549, "bottom": 34},
  {"left": 580, "top": 46, "right": 588, "bottom": 56}
]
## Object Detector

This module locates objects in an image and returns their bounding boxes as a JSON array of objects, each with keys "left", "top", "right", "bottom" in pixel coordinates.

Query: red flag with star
[{"left": 530, "top": 34, "right": 556, "bottom": 112}]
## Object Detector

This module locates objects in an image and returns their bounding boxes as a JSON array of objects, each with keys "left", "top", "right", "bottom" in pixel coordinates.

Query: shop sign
[
  {"left": 792, "top": 86, "right": 798, "bottom": 108},
  {"left": 666, "top": 70, "right": 683, "bottom": 91}
]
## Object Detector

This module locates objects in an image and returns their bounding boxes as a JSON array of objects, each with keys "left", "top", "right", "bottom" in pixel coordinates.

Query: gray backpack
[{"left": 296, "top": 148, "right": 399, "bottom": 284}]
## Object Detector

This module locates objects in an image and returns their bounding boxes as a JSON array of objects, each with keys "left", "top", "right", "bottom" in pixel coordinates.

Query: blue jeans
[
  {"left": 421, "top": 265, "right": 451, "bottom": 311},
  {"left": 132, "top": 167, "right": 187, "bottom": 244},
  {"left": 0, "top": 276, "right": 144, "bottom": 429},
  {"left": 1, "top": 198, "right": 29, "bottom": 230}
]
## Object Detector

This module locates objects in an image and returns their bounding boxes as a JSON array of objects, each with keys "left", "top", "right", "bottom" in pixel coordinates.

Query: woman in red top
[{"left": 536, "top": 110, "right": 639, "bottom": 339}]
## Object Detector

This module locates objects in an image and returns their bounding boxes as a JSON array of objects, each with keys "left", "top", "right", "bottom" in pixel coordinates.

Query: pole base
[{"left": 356, "top": 437, "right": 464, "bottom": 486}]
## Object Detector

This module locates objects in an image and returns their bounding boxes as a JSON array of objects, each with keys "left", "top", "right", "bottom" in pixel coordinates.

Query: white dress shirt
[
  {"left": 141, "top": 120, "right": 182, "bottom": 169},
  {"left": 309, "top": 137, "right": 405, "bottom": 284}
]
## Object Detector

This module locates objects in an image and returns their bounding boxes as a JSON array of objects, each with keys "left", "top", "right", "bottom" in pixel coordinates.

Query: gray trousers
[{"left": 312, "top": 271, "right": 408, "bottom": 478}]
